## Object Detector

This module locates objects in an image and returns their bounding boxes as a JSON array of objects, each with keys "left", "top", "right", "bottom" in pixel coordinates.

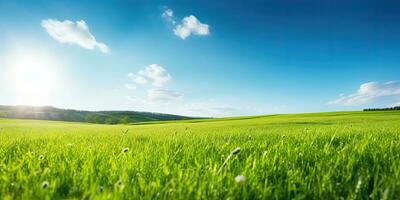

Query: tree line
[
  {"left": 364, "top": 106, "right": 400, "bottom": 111},
  {"left": 0, "top": 105, "right": 195, "bottom": 124}
]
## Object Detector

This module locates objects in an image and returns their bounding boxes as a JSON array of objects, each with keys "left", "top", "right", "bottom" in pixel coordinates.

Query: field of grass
[{"left": 0, "top": 111, "right": 400, "bottom": 199}]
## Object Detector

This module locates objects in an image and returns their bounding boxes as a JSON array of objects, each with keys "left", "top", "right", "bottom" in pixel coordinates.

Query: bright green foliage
[{"left": 0, "top": 111, "right": 400, "bottom": 199}]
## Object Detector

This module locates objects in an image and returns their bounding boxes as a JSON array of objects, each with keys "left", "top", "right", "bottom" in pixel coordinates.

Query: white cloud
[
  {"left": 147, "top": 89, "right": 183, "bottom": 102},
  {"left": 125, "top": 64, "right": 171, "bottom": 91},
  {"left": 163, "top": 9, "right": 173, "bottom": 18},
  {"left": 162, "top": 9, "right": 176, "bottom": 24},
  {"left": 125, "top": 65, "right": 182, "bottom": 103},
  {"left": 174, "top": 15, "right": 210, "bottom": 39},
  {"left": 329, "top": 81, "right": 400, "bottom": 106},
  {"left": 162, "top": 8, "right": 210, "bottom": 39},
  {"left": 138, "top": 64, "right": 171, "bottom": 87},
  {"left": 41, "top": 19, "right": 109, "bottom": 53},
  {"left": 128, "top": 73, "right": 148, "bottom": 85}
]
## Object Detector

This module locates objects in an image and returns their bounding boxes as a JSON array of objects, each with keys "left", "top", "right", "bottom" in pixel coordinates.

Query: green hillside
[
  {"left": 1, "top": 111, "right": 400, "bottom": 199},
  {"left": 0, "top": 105, "right": 196, "bottom": 124}
]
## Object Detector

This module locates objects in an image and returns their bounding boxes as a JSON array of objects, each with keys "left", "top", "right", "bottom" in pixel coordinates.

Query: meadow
[{"left": 0, "top": 111, "right": 400, "bottom": 199}]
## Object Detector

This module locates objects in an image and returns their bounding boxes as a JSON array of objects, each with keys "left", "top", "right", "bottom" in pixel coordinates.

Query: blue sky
[{"left": 0, "top": 0, "right": 400, "bottom": 117}]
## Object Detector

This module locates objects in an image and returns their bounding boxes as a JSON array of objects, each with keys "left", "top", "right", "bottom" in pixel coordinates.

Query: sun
[{"left": 6, "top": 48, "right": 60, "bottom": 105}]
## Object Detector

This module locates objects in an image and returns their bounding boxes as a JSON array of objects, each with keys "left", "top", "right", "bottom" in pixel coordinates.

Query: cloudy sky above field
[{"left": 0, "top": 0, "right": 400, "bottom": 117}]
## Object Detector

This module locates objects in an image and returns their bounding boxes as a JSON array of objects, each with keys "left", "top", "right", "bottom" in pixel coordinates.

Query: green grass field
[{"left": 1, "top": 111, "right": 400, "bottom": 199}]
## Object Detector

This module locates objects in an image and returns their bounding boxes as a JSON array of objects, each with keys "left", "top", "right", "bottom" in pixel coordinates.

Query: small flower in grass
[
  {"left": 42, "top": 181, "right": 49, "bottom": 189},
  {"left": 116, "top": 179, "right": 123, "bottom": 187},
  {"left": 122, "top": 148, "right": 129, "bottom": 153},
  {"left": 38, "top": 155, "right": 44, "bottom": 160},
  {"left": 235, "top": 175, "right": 246, "bottom": 183},
  {"left": 217, "top": 147, "right": 242, "bottom": 174},
  {"left": 231, "top": 147, "right": 241, "bottom": 156}
]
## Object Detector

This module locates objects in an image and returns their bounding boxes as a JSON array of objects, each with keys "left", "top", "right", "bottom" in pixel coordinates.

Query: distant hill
[{"left": 0, "top": 105, "right": 197, "bottom": 124}]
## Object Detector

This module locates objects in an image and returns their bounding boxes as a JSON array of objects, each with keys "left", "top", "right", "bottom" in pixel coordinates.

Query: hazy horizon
[{"left": 0, "top": 103, "right": 371, "bottom": 119}]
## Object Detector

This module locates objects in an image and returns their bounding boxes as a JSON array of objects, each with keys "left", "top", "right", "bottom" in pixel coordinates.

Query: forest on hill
[{"left": 0, "top": 105, "right": 196, "bottom": 124}]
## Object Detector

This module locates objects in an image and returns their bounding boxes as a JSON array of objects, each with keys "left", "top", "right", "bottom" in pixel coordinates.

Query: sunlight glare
[{"left": 6, "top": 48, "right": 60, "bottom": 105}]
